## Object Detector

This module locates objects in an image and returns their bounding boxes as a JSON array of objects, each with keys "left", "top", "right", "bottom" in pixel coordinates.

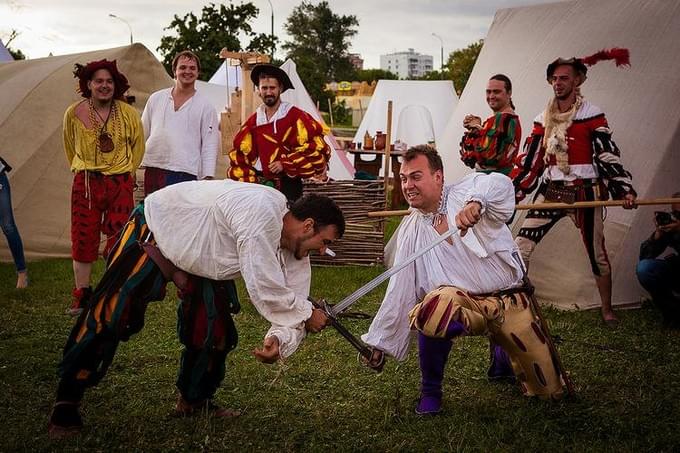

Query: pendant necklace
[{"left": 89, "top": 99, "right": 115, "bottom": 153}]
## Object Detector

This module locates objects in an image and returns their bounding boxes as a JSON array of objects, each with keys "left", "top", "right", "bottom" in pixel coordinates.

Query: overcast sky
[{"left": 1, "top": 0, "right": 560, "bottom": 69}]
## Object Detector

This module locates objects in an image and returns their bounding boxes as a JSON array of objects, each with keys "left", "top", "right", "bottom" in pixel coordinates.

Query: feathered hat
[
  {"left": 546, "top": 47, "right": 631, "bottom": 84},
  {"left": 73, "top": 59, "right": 130, "bottom": 100}
]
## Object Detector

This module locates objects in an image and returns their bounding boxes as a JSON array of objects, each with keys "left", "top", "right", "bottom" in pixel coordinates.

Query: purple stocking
[
  {"left": 416, "top": 333, "right": 453, "bottom": 415},
  {"left": 487, "top": 341, "right": 515, "bottom": 381}
]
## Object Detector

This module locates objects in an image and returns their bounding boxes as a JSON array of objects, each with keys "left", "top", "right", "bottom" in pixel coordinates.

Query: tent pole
[
  {"left": 384, "top": 100, "right": 393, "bottom": 208},
  {"left": 328, "top": 98, "right": 334, "bottom": 127}
]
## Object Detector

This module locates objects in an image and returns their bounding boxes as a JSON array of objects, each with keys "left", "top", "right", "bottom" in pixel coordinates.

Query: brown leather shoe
[{"left": 47, "top": 401, "right": 83, "bottom": 440}]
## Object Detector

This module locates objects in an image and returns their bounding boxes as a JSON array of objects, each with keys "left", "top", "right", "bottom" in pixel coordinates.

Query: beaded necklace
[{"left": 88, "top": 99, "right": 123, "bottom": 154}]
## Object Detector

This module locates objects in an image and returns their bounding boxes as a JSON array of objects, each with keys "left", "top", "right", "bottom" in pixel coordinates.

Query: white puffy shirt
[
  {"left": 144, "top": 179, "right": 313, "bottom": 358},
  {"left": 362, "top": 173, "right": 524, "bottom": 360},
  {"left": 141, "top": 88, "right": 219, "bottom": 178}
]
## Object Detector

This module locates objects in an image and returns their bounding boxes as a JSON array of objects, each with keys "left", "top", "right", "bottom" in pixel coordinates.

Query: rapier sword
[
  {"left": 328, "top": 225, "right": 462, "bottom": 317},
  {"left": 309, "top": 225, "right": 467, "bottom": 364}
]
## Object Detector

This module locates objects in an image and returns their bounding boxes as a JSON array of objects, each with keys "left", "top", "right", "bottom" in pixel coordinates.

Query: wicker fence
[{"left": 303, "top": 179, "right": 386, "bottom": 266}]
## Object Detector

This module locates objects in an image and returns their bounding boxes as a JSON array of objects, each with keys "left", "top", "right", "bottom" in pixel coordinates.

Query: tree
[
  {"left": 416, "top": 70, "right": 448, "bottom": 81},
  {"left": 283, "top": 1, "right": 359, "bottom": 110},
  {"left": 158, "top": 2, "right": 275, "bottom": 81},
  {"left": 445, "top": 39, "right": 483, "bottom": 95},
  {"left": 331, "top": 99, "right": 352, "bottom": 126},
  {"left": 356, "top": 68, "right": 397, "bottom": 83},
  {"left": 246, "top": 33, "right": 279, "bottom": 56},
  {"left": 4, "top": 30, "right": 26, "bottom": 60},
  {"left": 8, "top": 47, "right": 26, "bottom": 60}
]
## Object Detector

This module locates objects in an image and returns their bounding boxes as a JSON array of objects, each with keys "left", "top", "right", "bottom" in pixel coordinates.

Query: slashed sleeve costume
[
  {"left": 460, "top": 112, "right": 521, "bottom": 175},
  {"left": 228, "top": 104, "right": 330, "bottom": 183}
]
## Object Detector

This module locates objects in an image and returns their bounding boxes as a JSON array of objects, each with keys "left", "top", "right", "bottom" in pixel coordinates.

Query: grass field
[{"left": 1, "top": 258, "right": 679, "bottom": 452}]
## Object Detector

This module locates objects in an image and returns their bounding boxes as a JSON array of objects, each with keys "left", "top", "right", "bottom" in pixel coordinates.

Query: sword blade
[{"left": 330, "top": 226, "right": 459, "bottom": 316}]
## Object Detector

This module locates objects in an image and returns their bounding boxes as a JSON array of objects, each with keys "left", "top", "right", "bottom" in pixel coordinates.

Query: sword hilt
[
  {"left": 309, "top": 296, "right": 335, "bottom": 320},
  {"left": 308, "top": 296, "right": 373, "bottom": 362}
]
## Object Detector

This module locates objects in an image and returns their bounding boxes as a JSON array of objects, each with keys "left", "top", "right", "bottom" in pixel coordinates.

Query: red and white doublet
[
  {"left": 228, "top": 103, "right": 330, "bottom": 183},
  {"left": 510, "top": 99, "right": 636, "bottom": 276}
]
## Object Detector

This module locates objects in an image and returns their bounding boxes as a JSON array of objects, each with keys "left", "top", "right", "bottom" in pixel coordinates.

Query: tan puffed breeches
[{"left": 409, "top": 285, "right": 564, "bottom": 399}]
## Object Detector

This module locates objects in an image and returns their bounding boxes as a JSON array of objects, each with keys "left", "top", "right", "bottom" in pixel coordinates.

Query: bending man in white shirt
[
  {"left": 361, "top": 145, "right": 564, "bottom": 415},
  {"left": 141, "top": 50, "right": 219, "bottom": 195},
  {"left": 48, "top": 180, "right": 344, "bottom": 438}
]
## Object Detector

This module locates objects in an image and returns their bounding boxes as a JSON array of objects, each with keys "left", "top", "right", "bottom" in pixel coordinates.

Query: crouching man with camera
[{"left": 636, "top": 192, "right": 680, "bottom": 328}]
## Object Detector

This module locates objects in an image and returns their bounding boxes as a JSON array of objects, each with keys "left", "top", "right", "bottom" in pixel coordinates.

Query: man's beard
[
  {"left": 554, "top": 87, "right": 573, "bottom": 101},
  {"left": 264, "top": 95, "right": 278, "bottom": 107},
  {"left": 92, "top": 93, "right": 113, "bottom": 105}
]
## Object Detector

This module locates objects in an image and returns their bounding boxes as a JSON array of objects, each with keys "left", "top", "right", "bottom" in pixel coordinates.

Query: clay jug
[
  {"left": 363, "top": 131, "right": 374, "bottom": 150},
  {"left": 374, "top": 131, "right": 386, "bottom": 150}
]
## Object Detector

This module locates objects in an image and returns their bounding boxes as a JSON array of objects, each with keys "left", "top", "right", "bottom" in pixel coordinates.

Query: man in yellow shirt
[{"left": 63, "top": 59, "right": 144, "bottom": 315}]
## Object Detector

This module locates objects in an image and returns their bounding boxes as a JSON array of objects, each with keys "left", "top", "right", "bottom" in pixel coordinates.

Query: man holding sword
[
  {"left": 360, "top": 145, "right": 566, "bottom": 415},
  {"left": 48, "top": 180, "right": 344, "bottom": 438}
]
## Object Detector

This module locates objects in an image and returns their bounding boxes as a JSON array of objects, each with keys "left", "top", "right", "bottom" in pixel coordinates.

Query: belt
[
  {"left": 548, "top": 178, "right": 599, "bottom": 188},
  {"left": 473, "top": 285, "right": 529, "bottom": 299},
  {"left": 77, "top": 170, "right": 130, "bottom": 178}
]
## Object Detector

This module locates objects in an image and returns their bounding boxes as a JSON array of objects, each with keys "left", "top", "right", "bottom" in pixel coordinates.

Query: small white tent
[
  {"left": 195, "top": 80, "right": 230, "bottom": 113},
  {"left": 439, "top": 0, "right": 680, "bottom": 309},
  {"left": 207, "top": 60, "right": 243, "bottom": 109},
  {"left": 352, "top": 80, "right": 458, "bottom": 175}
]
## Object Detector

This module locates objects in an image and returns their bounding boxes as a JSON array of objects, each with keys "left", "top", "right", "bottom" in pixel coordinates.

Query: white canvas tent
[
  {"left": 195, "top": 80, "right": 230, "bottom": 113},
  {"left": 207, "top": 59, "right": 243, "bottom": 107},
  {"left": 0, "top": 44, "right": 173, "bottom": 260},
  {"left": 0, "top": 39, "right": 13, "bottom": 62},
  {"left": 352, "top": 80, "right": 458, "bottom": 175},
  {"left": 438, "top": 0, "right": 680, "bottom": 309}
]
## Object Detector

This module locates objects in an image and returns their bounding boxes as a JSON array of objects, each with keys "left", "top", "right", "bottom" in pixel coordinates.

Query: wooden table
[{"left": 347, "top": 149, "right": 406, "bottom": 207}]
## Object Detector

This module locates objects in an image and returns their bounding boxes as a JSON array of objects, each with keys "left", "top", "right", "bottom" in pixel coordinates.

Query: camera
[{"left": 655, "top": 211, "right": 673, "bottom": 226}]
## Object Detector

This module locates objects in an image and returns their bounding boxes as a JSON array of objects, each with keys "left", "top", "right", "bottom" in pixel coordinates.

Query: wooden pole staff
[
  {"left": 327, "top": 98, "right": 334, "bottom": 127},
  {"left": 366, "top": 198, "right": 680, "bottom": 218},
  {"left": 515, "top": 198, "right": 680, "bottom": 210},
  {"left": 383, "top": 100, "right": 393, "bottom": 207}
]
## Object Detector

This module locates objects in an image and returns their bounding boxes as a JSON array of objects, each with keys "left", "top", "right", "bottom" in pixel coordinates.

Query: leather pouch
[{"left": 544, "top": 183, "right": 576, "bottom": 204}]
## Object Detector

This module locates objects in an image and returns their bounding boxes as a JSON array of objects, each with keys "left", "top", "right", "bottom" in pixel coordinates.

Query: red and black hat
[
  {"left": 546, "top": 47, "right": 630, "bottom": 83},
  {"left": 250, "top": 64, "right": 294, "bottom": 92},
  {"left": 73, "top": 59, "right": 130, "bottom": 100}
]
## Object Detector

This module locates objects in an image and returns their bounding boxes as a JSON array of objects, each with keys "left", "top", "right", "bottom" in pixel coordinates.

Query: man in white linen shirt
[
  {"left": 48, "top": 180, "right": 344, "bottom": 439},
  {"left": 141, "top": 50, "right": 219, "bottom": 195},
  {"left": 361, "top": 145, "right": 564, "bottom": 416}
]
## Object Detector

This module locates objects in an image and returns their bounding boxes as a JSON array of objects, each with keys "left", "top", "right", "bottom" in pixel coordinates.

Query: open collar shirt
[
  {"left": 144, "top": 179, "right": 312, "bottom": 358},
  {"left": 141, "top": 87, "right": 219, "bottom": 178},
  {"left": 362, "top": 172, "right": 524, "bottom": 360}
]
